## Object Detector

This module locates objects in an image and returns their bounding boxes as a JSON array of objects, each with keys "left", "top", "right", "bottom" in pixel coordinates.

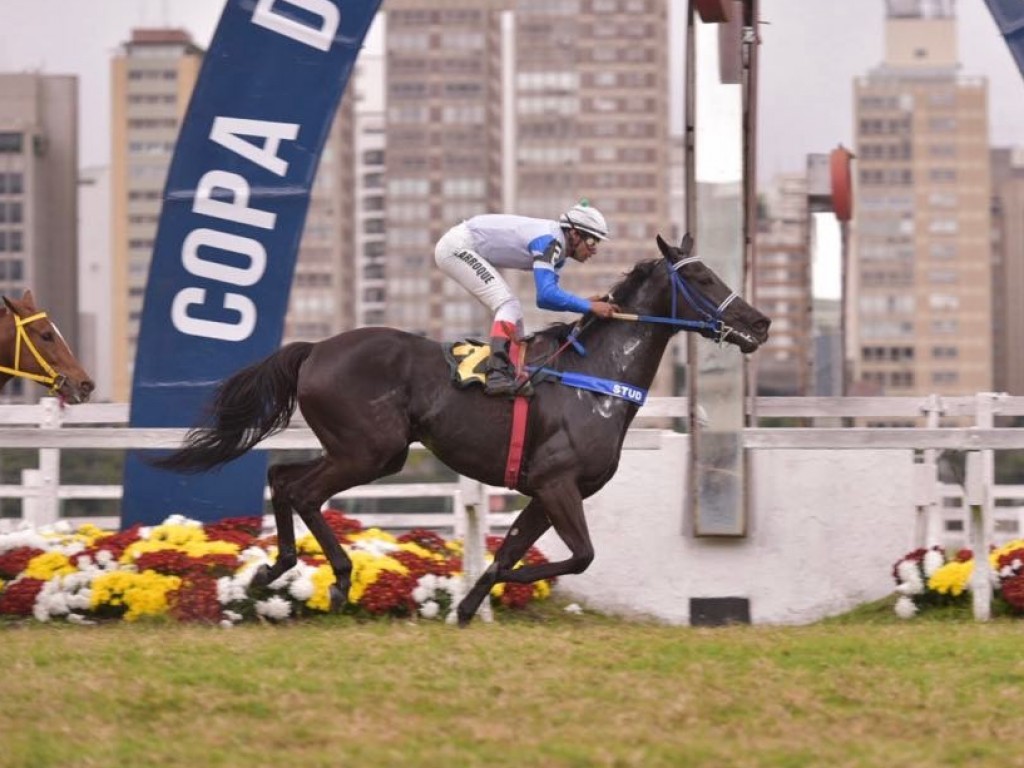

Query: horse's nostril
[
  {"left": 754, "top": 318, "right": 771, "bottom": 335},
  {"left": 82, "top": 380, "right": 95, "bottom": 394}
]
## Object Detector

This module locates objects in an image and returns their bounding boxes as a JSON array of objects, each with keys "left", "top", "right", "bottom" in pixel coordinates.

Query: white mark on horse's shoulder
[{"left": 623, "top": 338, "right": 641, "bottom": 355}]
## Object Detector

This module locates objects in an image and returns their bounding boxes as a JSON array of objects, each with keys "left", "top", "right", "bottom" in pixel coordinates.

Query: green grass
[{"left": 2, "top": 600, "right": 1023, "bottom": 768}]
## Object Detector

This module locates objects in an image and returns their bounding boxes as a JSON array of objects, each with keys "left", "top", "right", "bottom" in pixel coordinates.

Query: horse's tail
[{"left": 151, "top": 342, "right": 315, "bottom": 474}]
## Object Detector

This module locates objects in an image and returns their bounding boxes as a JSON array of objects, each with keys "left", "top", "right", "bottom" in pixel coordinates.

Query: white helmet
[{"left": 560, "top": 202, "right": 609, "bottom": 241}]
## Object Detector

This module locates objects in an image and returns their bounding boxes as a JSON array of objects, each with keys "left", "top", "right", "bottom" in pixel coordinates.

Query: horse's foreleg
[
  {"left": 456, "top": 499, "right": 551, "bottom": 626},
  {"left": 459, "top": 481, "right": 593, "bottom": 626},
  {"left": 250, "top": 461, "right": 312, "bottom": 591}
]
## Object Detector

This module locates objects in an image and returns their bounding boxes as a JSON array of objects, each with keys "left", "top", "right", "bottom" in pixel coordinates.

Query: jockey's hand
[{"left": 589, "top": 300, "right": 620, "bottom": 319}]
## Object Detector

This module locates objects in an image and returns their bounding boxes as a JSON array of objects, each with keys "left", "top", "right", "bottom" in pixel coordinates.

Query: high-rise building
[
  {"left": 110, "top": 29, "right": 203, "bottom": 401},
  {"left": 851, "top": 0, "right": 992, "bottom": 396},
  {"left": 381, "top": 0, "right": 675, "bottom": 394},
  {"left": 383, "top": 1, "right": 507, "bottom": 340},
  {"left": 0, "top": 73, "right": 80, "bottom": 403},
  {"left": 991, "top": 146, "right": 1024, "bottom": 395},
  {"left": 283, "top": 97, "right": 357, "bottom": 343},
  {"left": 78, "top": 165, "right": 113, "bottom": 402},
  {"left": 755, "top": 173, "right": 812, "bottom": 396},
  {"left": 509, "top": 0, "right": 671, "bottom": 340}
]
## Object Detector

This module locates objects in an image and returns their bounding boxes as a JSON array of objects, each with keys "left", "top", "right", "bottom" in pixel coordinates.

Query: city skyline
[{"left": 1, "top": 1, "right": 1022, "bottom": 182}]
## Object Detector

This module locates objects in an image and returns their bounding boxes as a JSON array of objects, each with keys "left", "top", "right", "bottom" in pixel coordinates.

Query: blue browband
[{"left": 525, "top": 366, "right": 648, "bottom": 405}]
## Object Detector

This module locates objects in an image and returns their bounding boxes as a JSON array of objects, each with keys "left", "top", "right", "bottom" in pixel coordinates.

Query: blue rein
[{"left": 619, "top": 256, "right": 737, "bottom": 338}]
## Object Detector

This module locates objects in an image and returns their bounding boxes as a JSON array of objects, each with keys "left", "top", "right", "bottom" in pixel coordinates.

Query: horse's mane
[{"left": 533, "top": 259, "right": 661, "bottom": 343}]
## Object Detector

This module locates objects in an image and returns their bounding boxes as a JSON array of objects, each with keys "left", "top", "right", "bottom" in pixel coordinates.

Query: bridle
[
  {"left": 611, "top": 256, "right": 756, "bottom": 347},
  {"left": 0, "top": 311, "right": 65, "bottom": 393}
]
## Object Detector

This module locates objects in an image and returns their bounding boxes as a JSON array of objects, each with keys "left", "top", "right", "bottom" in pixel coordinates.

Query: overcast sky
[{"left": 1, "top": 0, "right": 1022, "bottom": 182}]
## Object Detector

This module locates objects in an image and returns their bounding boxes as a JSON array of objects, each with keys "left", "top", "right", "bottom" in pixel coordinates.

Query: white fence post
[
  {"left": 36, "top": 397, "right": 62, "bottom": 526},
  {"left": 917, "top": 394, "right": 944, "bottom": 547},
  {"left": 21, "top": 468, "right": 42, "bottom": 527},
  {"left": 458, "top": 474, "right": 493, "bottom": 623},
  {"left": 965, "top": 450, "right": 992, "bottom": 621}
]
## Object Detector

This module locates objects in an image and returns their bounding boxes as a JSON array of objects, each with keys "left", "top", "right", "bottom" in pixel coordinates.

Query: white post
[
  {"left": 458, "top": 475, "right": 493, "bottom": 623},
  {"left": 21, "top": 468, "right": 42, "bottom": 527},
  {"left": 917, "top": 394, "right": 943, "bottom": 547},
  {"left": 965, "top": 450, "right": 991, "bottom": 621},
  {"left": 36, "top": 397, "right": 62, "bottom": 527}
]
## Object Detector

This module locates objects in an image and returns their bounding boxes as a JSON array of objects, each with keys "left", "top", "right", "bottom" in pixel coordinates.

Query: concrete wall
[{"left": 537, "top": 430, "right": 916, "bottom": 625}]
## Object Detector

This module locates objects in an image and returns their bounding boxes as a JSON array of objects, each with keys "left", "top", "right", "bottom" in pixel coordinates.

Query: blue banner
[
  {"left": 983, "top": 0, "right": 1024, "bottom": 84},
  {"left": 122, "top": 0, "right": 382, "bottom": 528}
]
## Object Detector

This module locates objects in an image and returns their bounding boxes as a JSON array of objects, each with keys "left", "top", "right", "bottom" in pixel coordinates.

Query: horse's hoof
[
  {"left": 250, "top": 564, "right": 272, "bottom": 590},
  {"left": 456, "top": 602, "right": 475, "bottom": 628},
  {"left": 328, "top": 583, "right": 349, "bottom": 612}
]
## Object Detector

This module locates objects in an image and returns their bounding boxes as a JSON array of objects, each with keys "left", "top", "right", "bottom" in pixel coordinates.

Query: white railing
[{"left": 3, "top": 393, "right": 1024, "bottom": 622}]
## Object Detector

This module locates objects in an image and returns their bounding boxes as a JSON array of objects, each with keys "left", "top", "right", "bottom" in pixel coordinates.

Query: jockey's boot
[{"left": 485, "top": 336, "right": 533, "bottom": 398}]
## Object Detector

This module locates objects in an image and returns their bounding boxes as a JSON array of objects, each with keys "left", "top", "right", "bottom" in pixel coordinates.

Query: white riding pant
[{"left": 435, "top": 223, "right": 523, "bottom": 333}]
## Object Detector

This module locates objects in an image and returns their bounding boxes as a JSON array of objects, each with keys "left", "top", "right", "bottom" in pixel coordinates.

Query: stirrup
[{"left": 485, "top": 373, "right": 533, "bottom": 398}]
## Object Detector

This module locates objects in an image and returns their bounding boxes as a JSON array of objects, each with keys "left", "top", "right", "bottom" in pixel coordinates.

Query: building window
[{"left": 0, "top": 133, "right": 23, "bottom": 153}]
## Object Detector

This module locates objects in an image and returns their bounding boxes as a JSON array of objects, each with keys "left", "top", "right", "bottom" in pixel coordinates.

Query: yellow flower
[
  {"left": 120, "top": 538, "right": 240, "bottom": 563},
  {"left": 533, "top": 580, "right": 551, "bottom": 600},
  {"left": 928, "top": 560, "right": 973, "bottom": 596},
  {"left": 23, "top": 551, "right": 75, "bottom": 581},
  {"left": 348, "top": 549, "right": 407, "bottom": 603},
  {"left": 306, "top": 565, "right": 337, "bottom": 612},
  {"left": 90, "top": 570, "right": 182, "bottom": 621},
  {"left": 297, "top": 533, "right": 322, "bottom": 555},
  {"left": 350, "top": 528, "right": 398, "bottom": 545}
]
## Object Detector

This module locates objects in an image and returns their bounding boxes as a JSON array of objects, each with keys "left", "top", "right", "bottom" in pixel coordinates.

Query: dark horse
[
  {"left": 154, "top": 234, "right": 769, "bottom": 624},
  {"left": 0, "top": 290, "right": 94, "bottom": 403}
]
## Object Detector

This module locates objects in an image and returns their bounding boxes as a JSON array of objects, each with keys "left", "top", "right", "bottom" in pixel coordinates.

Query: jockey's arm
[{"left": 531, "top": 239, "right": 591, "bottom": 314}]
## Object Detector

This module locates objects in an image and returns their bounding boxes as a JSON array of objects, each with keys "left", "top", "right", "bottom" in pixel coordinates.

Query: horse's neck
[{"left": 569, "top": 321, "right": 673, "bottom": 388}]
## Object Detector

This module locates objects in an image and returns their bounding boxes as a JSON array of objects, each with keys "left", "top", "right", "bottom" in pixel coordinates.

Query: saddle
[{"left": 442, "top": 337, "right": 544, "bottom": 390}]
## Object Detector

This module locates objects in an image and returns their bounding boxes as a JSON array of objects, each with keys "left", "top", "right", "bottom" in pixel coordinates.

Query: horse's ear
[
  {"left": 656, "top": 233, "right": 673, "bottom": 260},
  {"left": 1, "top": 296, "right": 13, "bottom": 314},
  {"left": 20, "top": 289, "right": 35, "bottom": 308},
  {"left": 680, "top": 233, "right": 694, "bottom": 256}
]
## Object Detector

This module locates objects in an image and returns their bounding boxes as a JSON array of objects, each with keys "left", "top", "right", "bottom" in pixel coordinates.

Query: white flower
[
  {"left": 288, "top": 573, "right": 315, "bottom": 602},
  {"left": 66, "top": 613, "right": 95, "bottom": 626},
  {"left": 418, "top": 600, "right": 440, "bottom": 619},
  {"left": 255, "top": 595, "right": 292, "bottom": 621},
  {"left": 411, "top": 585, "right": 432, "bottom": 604},
  {"left": 896, "top": 560, "right": 921, "bottom": 584},
  {"left": 894, "top": 595, "right": 918, "bottom": 619},
  {"left": 223, "top": 610, "right": 243, "bottom": 623},
  {"left": 564, "top": 603, "right": 583, "bottom": 615},
  {"left": 417, "top": 574, "right": 438, "bottom": 592},
  {"left": 219, "top": 619, "right": 235, "bottom": 629},
  {"left": 922, "top": 550, "right": 945, "bottom": 577},
  {"left": 896, "top": 580, "right": 924, "bottom": 596}
]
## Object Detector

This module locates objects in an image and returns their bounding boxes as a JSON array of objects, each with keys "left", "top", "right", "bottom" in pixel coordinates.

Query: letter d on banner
[{"left": 122, "top": 0, "right": 383, "bottom": 528}]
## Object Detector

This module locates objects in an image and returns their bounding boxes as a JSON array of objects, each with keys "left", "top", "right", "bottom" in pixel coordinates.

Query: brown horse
[
  {"left": 0, "top": 291, "right": 94, "bottom": 403},
  {"left": 154, "top": 234, "right": 770, "bottom": 624}
]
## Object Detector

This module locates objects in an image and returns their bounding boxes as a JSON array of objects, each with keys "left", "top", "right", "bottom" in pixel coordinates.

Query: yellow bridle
[{"left": 0, "top": 311, "right": 63, "bottom": 393}]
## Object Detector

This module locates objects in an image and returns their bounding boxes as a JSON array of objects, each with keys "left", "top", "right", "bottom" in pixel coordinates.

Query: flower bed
[
  {"left": 891, "top": 538, "right": 1024, "bottom": 618},
  {"left": 0, "top": 511, "right": 553, "bottom": 625}
]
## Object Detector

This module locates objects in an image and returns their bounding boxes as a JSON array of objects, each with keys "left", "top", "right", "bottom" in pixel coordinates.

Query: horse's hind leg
[
  {"left": 456, "top": 499, "right": 551, "bottom": 626},
  {"left": 284, "top": 448, "right": 410, "bottom": 610},
  {"left": 250, "top": 460, "right": 315, "bottom": 591}
]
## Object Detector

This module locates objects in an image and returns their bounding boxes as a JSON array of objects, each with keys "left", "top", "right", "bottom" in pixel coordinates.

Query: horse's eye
[{"left": 41, "top": 332, "right": 55, "bottom": 342}]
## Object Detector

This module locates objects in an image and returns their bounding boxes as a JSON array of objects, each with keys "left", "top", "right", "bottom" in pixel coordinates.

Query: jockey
[{"left": 434, "top": 201, "right": 620, "bottom": 397}]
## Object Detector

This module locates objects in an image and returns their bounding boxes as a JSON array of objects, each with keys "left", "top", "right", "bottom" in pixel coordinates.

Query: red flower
[
  {"left": 0, "top": 547, "right": 45, "bottom": 580},
  {"left": 323, "top": 509, "right": 363, "bottom": 542},
  {"left": 204, "top": 516, "right": 263, "bottom": 549},
  {"left": 397, "top": 528, "right": 449, "bottom": 555},
  {"left": 0, "top": 578, "right": 45, "bottom": 616},
  {"left": 359, "top": 571, "right": 416, "bottom": 616},
  {"left": 169, "top": 575, "right": 224, "bottom": 623},
  {"left": 1001, "top": 573, "right": 1024, "bottom": 612},
  {"left": 80, "top": 524, "right": 143, "bottom": 562},
  {"left": 499, "top": 582, "right": 535, "bottom": 609},
  {"left": 134, "top": 550, "right": 239, "bottom": 578}
]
